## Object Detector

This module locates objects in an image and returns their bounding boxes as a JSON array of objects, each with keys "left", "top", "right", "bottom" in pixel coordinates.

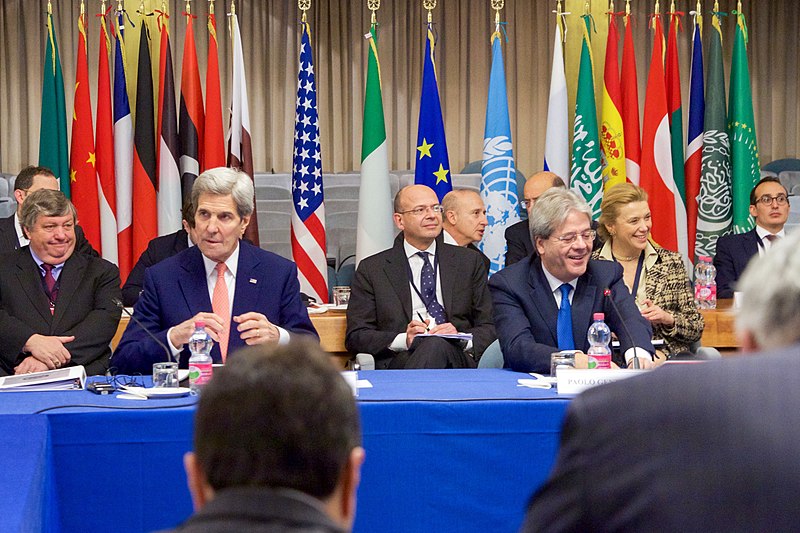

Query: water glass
[
  {"left": 550, "top": 351, "right": 577, "bottom": 377},
  {"left": 152, "top": 362, "right": 179, "bottom": 388}
]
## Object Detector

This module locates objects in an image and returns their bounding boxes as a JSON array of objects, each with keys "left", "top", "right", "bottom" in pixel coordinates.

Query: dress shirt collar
[
  {"left": 755, "top": 224, "right": 785, "bottom": 242},
  {"left": 14, "top": 212, "right": 28, "bottom": 247},
  {"left": 404, "top": 238, "right": 437, "bottom": 259},
  {"left": 29, "top": 247, "right": 66, "bottom": 278},
  {"left": 442, "top": 230, "right": 459, "bottom": 246},
  {"left": 202, "top": 242, "right": 240, "bottom": 281},
  {"left": 540, "top": 263, "right": 578, "bottom": 295}
]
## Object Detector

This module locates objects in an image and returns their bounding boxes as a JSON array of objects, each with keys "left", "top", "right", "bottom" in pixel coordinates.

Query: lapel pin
[{"left": 249, "top": 278, "right": 258, "bottom": 284}]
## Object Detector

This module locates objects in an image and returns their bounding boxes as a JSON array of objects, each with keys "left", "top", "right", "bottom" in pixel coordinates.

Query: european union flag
[{"left": 414, "top": 25, "right": 452, "bottom": 201}]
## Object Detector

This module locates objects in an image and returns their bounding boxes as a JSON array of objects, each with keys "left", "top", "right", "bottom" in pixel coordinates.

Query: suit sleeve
[
  {"left": 505, "top": 224, "right": 528, "bottom": 267},
  {"left": 604, "top": 267, "right": 655, "bottom": 358},
  {"left": 462, "top": 255, "right": 496, "bottom": 357},
  {"left": 121, "top": 242, "right": 158, "bottom": 307},
  {"left": 277, "top": 262, "right": 318, "bottom": 339},
  {"left": 74, "top": 225, "right": 100, "bottom": 258},
  {"left": 712, "top": 237, "right": 736, "bottom": 299},
  {"left": 488, "top": 272, "right": 558, "bottom": 374},
  {"left": 345, "top": 261, "right": 401, "bottom": 358}
]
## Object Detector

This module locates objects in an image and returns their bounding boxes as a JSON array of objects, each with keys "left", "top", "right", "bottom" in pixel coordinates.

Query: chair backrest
[
  {"left": 477, "top": 339, "right": 504, "bottom": 368},
  {"left": 763, "top": 158, "right": 800, "bottom": 174}
]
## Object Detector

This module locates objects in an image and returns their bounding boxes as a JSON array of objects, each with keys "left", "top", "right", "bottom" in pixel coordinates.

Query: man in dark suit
[
  {"left": 0, "top": 189, "right": 120, "bottom": 376},
  {"left": 441, "top": 188, "right": 490, "bottom": 270},
  {"left": 113, "top": 168, "right": 317, "bottom": 375},
  {"left": 713, "top": 177, "right": 790, "bottom": 298},
  {"left": 346, "top": 184, "right": 495, "bottom": 369},
  {"left": 173, "top": 339, "right": 363, "bottom": 533},
  {"left": 0, "top": 166, "right": 97, "bottom": 256},
  {"left": 121, "top": 201, "right": 197, "bottom": 306},
  {"left": 489, "top": 188, "right": 653, "bottom": 373},
  {"left": 504, "top": 171, "right": 566, "bottom": 267}
]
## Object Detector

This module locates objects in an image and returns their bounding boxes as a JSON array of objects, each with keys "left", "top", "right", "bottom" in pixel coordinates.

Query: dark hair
[
  {"left": 181, "top": 199, "right": 195, "bottom": 227},
  {"left": 15, "top": 166, "right": 56, "bottom": 191},
  {"left": 750, "top": 177, "right": 787, "bottom": 205},
  {"left": 193, "top": 338, "right": 361, "bottom": 499}
]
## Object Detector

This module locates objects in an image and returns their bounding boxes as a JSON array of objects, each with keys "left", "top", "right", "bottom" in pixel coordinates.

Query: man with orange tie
[{"left": 113, "top": 168, "right": 317, "bottom": 375}]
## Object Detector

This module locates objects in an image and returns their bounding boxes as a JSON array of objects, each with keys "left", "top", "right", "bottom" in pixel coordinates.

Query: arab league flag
[
  {"left": 729, "top": 10, "right": 760, "bottom": 234},
  {"left": 414, "top": 24, "right": 452, "bottom": 201},
  {"left": 570, "top": 16, "right": 603, "bottom": 219},
  {"left": 39, "top": 7, "right": 69, "bottom": 197},
  {"left": 480, "top": 27, "right": 520, "bottom": 275},
  {"left": 356, "top": 24, "right": 394, "bottom": 265}
]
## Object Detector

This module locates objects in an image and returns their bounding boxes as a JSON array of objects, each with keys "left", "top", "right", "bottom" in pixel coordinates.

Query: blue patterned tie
[
  {"left": 417, "top": 252, "right": 447, "bottom": 324},
  {"left": 557, "top": 284, "right": 574, "bottom": 350}
]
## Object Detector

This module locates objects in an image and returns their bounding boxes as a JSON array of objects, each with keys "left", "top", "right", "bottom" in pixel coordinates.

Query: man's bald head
[
  {"left": 522, "top": 171, "right": 566, "bottom": 216},
  {"left": 441, "top": 189, "right": 487, "bottom": 246}
]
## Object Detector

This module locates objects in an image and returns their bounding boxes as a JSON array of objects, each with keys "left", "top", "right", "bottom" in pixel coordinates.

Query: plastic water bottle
[
  {"left": 188, "top": 321, "right": 213, "bottom": 392},
  {"left": 694, "top": 256, "right": 717, "bottom": 309},
  {"left": 587, "top": 313, "right": 612, "bottom": 369}
]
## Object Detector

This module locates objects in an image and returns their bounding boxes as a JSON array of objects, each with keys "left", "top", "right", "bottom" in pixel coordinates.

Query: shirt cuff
[
  {"left": 276, "top": 326, "right": 290, "bottom": 345},
  {"left": 389, "top": 333, "right": 407, "bottom": 352},
  {"left": 624, "top": 346, "right": 652, "bottom": 366},
  {"left": 166, "top": 327, "right": 184, "bottom": 357}
]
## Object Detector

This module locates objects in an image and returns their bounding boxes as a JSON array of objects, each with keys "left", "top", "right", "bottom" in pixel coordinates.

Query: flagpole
[
  {"left": 368, "top": 0, "right": 378, "bottom": 25},
  {"left": 492, "top": 0, "right": 503, "bottom": 26},
  {"left": 300, "top": 0, "right": 309, "bottom": 23},
  {"left": 423, "top": 0, "right": 436, "bottom": 24}
]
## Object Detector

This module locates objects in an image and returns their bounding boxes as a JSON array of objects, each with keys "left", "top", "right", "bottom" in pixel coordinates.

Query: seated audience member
[
  {"left": 171, "top": 339, "right": 364, "bottom": 533},
  {"left": 522, "top": 231, "right": 800, "bottom": 533},
  {"left": 0, "top": 166, "right": 98, "bottom": 255},
  {"left": 504, "top": 171, "right": 566, "bottom": 267},
  {"left": 441, "top": 188, "right": 490, "bottom": 270},
  {"left": 713, "top": 176, "right": 789, "bottom": 298},
  {"left": 0, "top": 189, "right": 120, "bottom": 376},
  {"left": 345, "top": 184, "right": 495, "bottom": 369},
  {"left": 122, "top": 201, "right": 199, "bottom": 306},
  {"left": 113, "top": 167, "right": 317, "bottom": 375},
  {"left": 489, "top": 188, "right": 654, "bottom": 373},
  {"left": 594, "top": 183, "right": 703, "bottom": 357}
]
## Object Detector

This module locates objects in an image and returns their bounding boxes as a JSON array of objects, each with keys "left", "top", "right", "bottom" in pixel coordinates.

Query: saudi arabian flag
[
  {"left": 570, "top": 15, "right": 603, "bottom": 219},
  {"left": 356, "top": 24, "right": 394, "bottom": 265},
  {"left": 39, "top": 9, "right": 70, "bottom": 198},
  {"left": 728, "top": 10, "right": 759, "bottom": 234},
  {"left": 696, "top": 12, "right": 732, "bottom": 259}
]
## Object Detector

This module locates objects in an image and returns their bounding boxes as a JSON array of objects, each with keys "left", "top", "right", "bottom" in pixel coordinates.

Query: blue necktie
[
  {"left": 417, "top": 252, "right": 447, "bottom": 324},
  {"left": 557, "top": 284, "right": 574, "bottom": 350}
]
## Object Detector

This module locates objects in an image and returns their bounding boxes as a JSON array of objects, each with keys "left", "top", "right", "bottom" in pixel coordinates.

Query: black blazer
[
  {"left": 0, "top": 214, "right": 99, "bottom": 257},
  {"left": 121, "top": 229, "right": 190, "bottom": 306},
  {"left": 713, "top": 228, "right": 760, "bottom": 298},
  {"left": 524, "top": 346, "right": 800, "bottom": 532},
  {"left": 0, "top": 247, "right": 121, "bottom": 376},
  {"left": 345, "top": 239, "right": 496, "bottom": 362}
]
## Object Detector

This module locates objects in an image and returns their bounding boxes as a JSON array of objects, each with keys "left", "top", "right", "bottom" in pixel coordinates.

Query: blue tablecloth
[{"left": 0, "top": 369, "right": 569, "bottom": 533}]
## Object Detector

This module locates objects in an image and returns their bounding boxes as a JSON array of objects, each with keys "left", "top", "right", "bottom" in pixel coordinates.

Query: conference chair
[{"left": 477, "top": 339, "right": 504, "bottom": 369}]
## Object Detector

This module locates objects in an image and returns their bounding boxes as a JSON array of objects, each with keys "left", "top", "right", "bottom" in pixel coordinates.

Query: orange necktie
[{"left": 212, "top": 263, "right": 230, "bottom": 361}]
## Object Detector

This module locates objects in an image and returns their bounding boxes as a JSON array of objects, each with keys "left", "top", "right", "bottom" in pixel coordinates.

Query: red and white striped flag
[
  {"left": 204, "top": 4, "right": 225, "bottom": 170},
  {"left": 157, "top": 13, "right": 181, "bottom": 235},
  {"left": 640, "top": 14, "right": 681, "bottom": 251},
  {"left": 226, "top": 10, "right": 259, "bottom": 246},
  {"left": 96, "top": 8, "right": 118, "bottom": 264},
  {"left": 291, "top": 22, "right": 328, "bottom": 303},
  {"left": 179, "top": 12, "right": 204, "bottom": 201}
]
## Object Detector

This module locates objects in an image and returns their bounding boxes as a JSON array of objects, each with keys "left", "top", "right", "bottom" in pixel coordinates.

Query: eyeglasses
[
  {"left": 520, "top": 198, "right": 537, "bottom": 209},
  {"left": 551, "top": 229, "right": 596, "bottom": 245},
  {"left": 397, "top": 204, "right": 444, "bottom": 216},
  {"left": 754, "top": 194, "right": 789, "bottom": 206}
]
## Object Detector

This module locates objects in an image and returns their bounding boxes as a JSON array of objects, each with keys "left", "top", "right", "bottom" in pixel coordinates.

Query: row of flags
[
  {"left": 37, "top": 2, "right": 257, "bottom": 285},
  {"left": 545, "top": 3, "right": 760, "bottom": 263}
]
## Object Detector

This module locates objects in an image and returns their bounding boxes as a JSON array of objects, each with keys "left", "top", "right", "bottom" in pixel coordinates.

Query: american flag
[{"left": 291, "top": 22, "right": 328, "bottom": 303}]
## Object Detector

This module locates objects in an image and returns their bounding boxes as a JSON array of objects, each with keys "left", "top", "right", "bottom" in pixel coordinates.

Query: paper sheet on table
[
  {"left": 517, "top": 378, "right": 553, "bottom": 390},
  {"left": 416, "top": 333, "right": 473, "bottom": 341}
]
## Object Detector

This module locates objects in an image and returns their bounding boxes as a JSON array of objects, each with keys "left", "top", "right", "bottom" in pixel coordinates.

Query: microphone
[
  {"left": 603, "top": 288, "right": 643, "bottom": 370},
  {"left": 112, "top": 298, "right": 173, "bottom": 364}
]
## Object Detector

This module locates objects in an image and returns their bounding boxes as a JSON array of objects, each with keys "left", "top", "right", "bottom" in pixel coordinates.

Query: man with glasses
[
  {"left": 714, "top": 177, "right": 791, "bottom": 298},
  {"left": 489, "top": 188, "right": 654, "bottom": 373},
  {"left": 346, "top": 185, "right": 495, "bottom": 369}
]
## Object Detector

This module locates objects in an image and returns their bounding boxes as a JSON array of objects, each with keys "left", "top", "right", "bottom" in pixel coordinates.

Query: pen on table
[{"left": 416, "top": 312, "right": 430, "bottom": 332}]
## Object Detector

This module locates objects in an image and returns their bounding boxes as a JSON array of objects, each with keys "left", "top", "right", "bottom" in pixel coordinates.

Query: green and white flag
[
  {"left": 728, "top": 10, "right": 759, "bottom": 234},
  {"left": 570, "top": 15, "right": 603, "bottom": 219},
  {"left": 356, "top": 24, "right": 394, "bottom": 264},
  {"left": 39, "top": 7, "right": 70, "bottom": 198},
  {"left": 696, "top": 11, "right": 732, "bottom": 259}
]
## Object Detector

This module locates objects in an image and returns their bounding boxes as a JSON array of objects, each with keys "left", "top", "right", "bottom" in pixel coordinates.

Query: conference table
[{"left": 0, "top": 369, "right": 570, "bottom": 533}]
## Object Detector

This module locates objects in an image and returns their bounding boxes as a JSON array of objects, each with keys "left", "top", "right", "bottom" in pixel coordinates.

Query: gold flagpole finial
[
  {"left": 713, "top": 0, "right": 719, "bottom": 12},
  {"left": 47, "top": 0, "right": 52, "bottom": 15},
  {"left": 625, "top": 0, "right": 631, "bottom": 17},
  {"left": 209, "top": 0, "right": 214, "bottom": 16},
  {"left": 654, "top": 0, "right": 660, "bottom": 14},
  {"left": 117, "top": 0, "right": 123, "bottom": 13},
  {"left": 80, "top": 0, "right": 85, "bottom": 16},
  {"left": 608, "top": 0, "right": 614, "bottom": 22},
  {"left": 584, "top": 1, "right": 590, "bottom": 15},
  {"left": 368, "top": 0, "right": 380, "bottom": 25},
  {"left": 102, "top": 0, "right": 107, "bottom": 13},
  {"left": 491, "top": 0, "right": 504, "bottom": 26},
  {"left": 299, "top": 0, "right": 310, "bottom": 24},
  {"left": 737, "top": 0, "right": 742, "bottom": 12},
  {"left": 186, "top": 0, "right": 191, "bottom": 15},
  {"left": 230, "top": 1, "right": 236, "bottom": 17},
  {"left": 423, "top": 0, "right": 436, "bottom": 24}
]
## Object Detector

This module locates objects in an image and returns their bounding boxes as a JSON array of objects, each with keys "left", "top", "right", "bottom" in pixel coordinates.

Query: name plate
[{"left": 556, "top": 368, "right": 648, "bottom": 395}]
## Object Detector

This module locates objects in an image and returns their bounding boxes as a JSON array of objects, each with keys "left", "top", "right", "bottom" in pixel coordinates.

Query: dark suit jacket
[
  {"left": 713, "top": 228, "right": 760, "bottom": 298},
  {"left": 165, "top": 486, "right": 346, "bottom": 533},
  {"left": 523, "top": 346, "right": 800, "bottom": 532},
  {"left": 0, "top": 247, "right": 121, "bottom": 376},
  {"left": 488, "top": 255, "right": 654, "bottom": 373},
  {"left": 345, "top": 240, "right": 496, "bottom": 363},
  {"left": 504, "top": 219, "right": 602, "bottom": 267},
  {"left": 466, "top": 242, "right": 491, "bottom": 271},
  {"left": 113, "top": 242, "right": 318, "bottom": 374},
  {"left": 121, "top": 229, "right": 190, "bottom": 306},
  {"left": 0, "top": 214, "right": 99, "bottom": 257}
]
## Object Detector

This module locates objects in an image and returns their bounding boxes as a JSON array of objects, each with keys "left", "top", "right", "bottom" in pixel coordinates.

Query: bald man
[
  {"left": 441, "top": 189, "right": 490, "bottom": 271},
  {"left": 504, "top": 171, "right": 565, "bottom": 267}
]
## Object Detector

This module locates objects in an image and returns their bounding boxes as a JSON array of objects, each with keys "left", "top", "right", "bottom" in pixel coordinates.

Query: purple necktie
[{"left": 42, "top": 263, "right": 58, "bottom": 314}]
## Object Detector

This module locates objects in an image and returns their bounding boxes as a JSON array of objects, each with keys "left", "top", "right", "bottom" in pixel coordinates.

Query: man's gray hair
[
  {"left": 528, "top": 188, "right": 592, "bottom": 242},
  {"left": 19, "top": 189, "right": 76, "bottom": 233},
  {"left": 191, "top": 167, "right": 254, "bottom": 219},
  {"left": 736, "top": 230, "right": 800, "bottom": 349}
]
